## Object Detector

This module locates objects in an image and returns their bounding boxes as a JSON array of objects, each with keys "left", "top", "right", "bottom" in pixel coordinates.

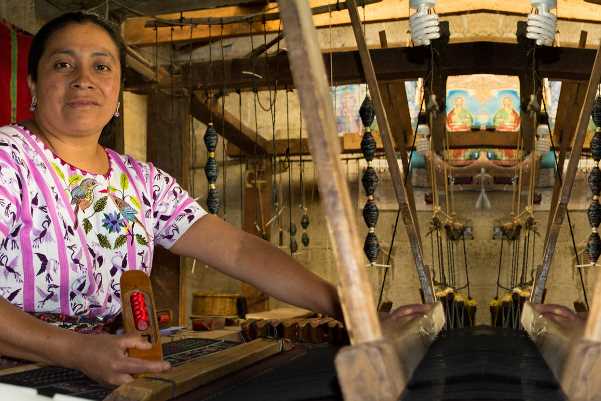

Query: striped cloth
[{"left": 0, "top": 21, "right": 32, "bottom": 125}]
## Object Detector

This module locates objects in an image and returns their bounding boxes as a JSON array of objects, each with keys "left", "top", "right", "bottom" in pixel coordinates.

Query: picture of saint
[
  {"left": 493, "top": 96, "right": 521, "bottom": 132},
  {"left": 446, "top": 96, "right": 474, "bottom": 132},
  {"left": 334, "top": 85, "right": 362, "bottom": 134}
]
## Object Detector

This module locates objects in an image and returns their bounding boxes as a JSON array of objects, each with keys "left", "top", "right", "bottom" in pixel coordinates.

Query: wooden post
[
  {"left": 241, "top": 159, "right": 271, "bottom": 313},
  {"left": 560, "top": 273, "right": 601, "bottom": 400},
  {"left": 531, "top": 41, "right": 601, "bottom": 304},
  {"left": 277, "top": 0, "right": 382, "bottom": 345},
  {"left": 147, "top": 91, "right": 191, "bottom": 325},
  {"left": 346, "top": 0, "right": 433, "bottom": 303}
]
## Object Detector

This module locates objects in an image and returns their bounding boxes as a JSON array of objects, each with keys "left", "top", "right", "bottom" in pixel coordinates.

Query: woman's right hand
[{"left": 69, "top": 332, "right": 170, "bottom": 386}]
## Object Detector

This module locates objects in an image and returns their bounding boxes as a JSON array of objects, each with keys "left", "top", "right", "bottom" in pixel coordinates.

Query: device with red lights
[{"left": 120, "top": 270, "right": 163, "bottom": 362}]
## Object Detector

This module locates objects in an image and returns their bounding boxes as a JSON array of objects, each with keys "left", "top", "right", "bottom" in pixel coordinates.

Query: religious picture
[
  {"left": 493, "top": 95, "right": 521, "bottom": 132},
  {"left": 446, "top": 90, "right": 477, "bottom": 132},
  {"left": 332, "top": 84, "right": 364, "bottom": 134}
]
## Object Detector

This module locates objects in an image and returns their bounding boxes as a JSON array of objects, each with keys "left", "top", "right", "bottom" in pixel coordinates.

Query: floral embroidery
[{"left": 101, "top": 212, "right": 125, "bottom": 233}]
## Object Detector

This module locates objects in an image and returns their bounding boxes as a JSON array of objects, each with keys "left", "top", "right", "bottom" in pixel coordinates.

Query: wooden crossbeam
[
  {"left": 173, "top": 44, "right": 598, "bottom": 95},
  {"left": 346, "top": 0, "right": 433, "bottom": 302},
  {"left": 123, "top": 0, "right": 601, "bottom": 46},
  {"left": 190, "top": 92, "right": 271, "bottom": 155},
  {"left": 277, "top": 0, "right": 382, "bottom": 345},
  {"left": 531, "top": 40, "right": 601, "bottom": 304}
]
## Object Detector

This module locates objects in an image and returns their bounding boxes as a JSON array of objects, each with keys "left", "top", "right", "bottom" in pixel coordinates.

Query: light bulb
[
  {"left": 526, "top": 0, "right": 557, "bottom": 46},
  {"left": 535, "top": 124, "right": 551, "bottom": 154},
  {"left": 409, "top": 0, "right": 440, "bottom": 46},
  {"left": 415, "top": 126, "right": 431, "bottom": 155}
]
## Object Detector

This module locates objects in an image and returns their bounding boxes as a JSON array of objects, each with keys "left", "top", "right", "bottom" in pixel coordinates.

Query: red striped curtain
[{"left": 0, "top": 21, "right": 33, "bottom": 125}]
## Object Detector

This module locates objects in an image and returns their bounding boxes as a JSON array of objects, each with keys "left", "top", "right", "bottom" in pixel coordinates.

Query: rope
[
  {"left": 541, "top": 93, "right": 589, "bottom": 309},
  {"left": 376, "top": 95, "right": 425, "bottom": 308},
  {"left": 220, "top": 22, "right": 227, "bottom": 219}
]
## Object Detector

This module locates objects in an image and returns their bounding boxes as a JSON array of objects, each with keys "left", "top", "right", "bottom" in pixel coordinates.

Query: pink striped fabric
[{"left": 0, "top": 124, "right": 206, "bottom": 318}]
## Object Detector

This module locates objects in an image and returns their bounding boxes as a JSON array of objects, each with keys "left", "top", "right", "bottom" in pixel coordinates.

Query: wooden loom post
[
  {"left": 559, "top": 270, "right": 601, "bottom": 400},
  {"left": 278, "top": 3, "right": 443, "bottom": 401},
  {"left": 277, "top": 0, "right": 382, "bottom": 345},
  {"left": 346, "top": 0, "right": 434, "bottom": 303},
  {"left": 531, "top": 41, "right": 601, "bottom": 304}
]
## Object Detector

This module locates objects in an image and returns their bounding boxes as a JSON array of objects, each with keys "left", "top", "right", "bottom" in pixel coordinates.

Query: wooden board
[
  {"left": 521, "top": 302, "right": 583, "bottom": 380},
  {"left": 246, "top": 307, "right": 313, "bottom": 320},
  {"left": 335, "top": 302, "right": 444, "bottom": 401},
  {"left": 106, "top": 338, "right": 284, "bottom": 401}
]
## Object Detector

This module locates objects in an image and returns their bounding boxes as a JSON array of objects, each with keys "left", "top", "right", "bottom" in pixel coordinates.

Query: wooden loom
[
  {"left": 278, "top": 1, "right": 444, "bottom": 401},
  {"left": 0, "top": 270, "right": 287, "bottom": 401},
  {"left": 520, "top": 35, "right": 601, "bottom": 401}
]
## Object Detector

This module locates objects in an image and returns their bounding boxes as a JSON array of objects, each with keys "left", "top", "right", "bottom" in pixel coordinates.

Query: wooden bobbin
[{"left": 120, "top": 270, "right": 163, "bottom": 362}]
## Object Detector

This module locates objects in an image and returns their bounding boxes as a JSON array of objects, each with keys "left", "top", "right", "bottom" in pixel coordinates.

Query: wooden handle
[{"left": 120, "top": 270, "right": 163, "bottom": 362}]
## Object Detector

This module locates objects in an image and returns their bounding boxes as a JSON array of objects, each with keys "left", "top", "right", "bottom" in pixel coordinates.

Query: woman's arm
[
  {"left": 0, "top": 297, "right": 169, "bottom": 385},
  {"left": 169, "top": 214, "right": 342, "bottom": 319}
]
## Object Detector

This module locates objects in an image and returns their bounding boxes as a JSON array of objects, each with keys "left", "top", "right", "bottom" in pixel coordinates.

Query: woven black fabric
[
  {"left": 400, "top": 326, "right": 567, "bottom": 401},
  {"left": 191, "top": 344, "right": 342, "bottom": 401}
]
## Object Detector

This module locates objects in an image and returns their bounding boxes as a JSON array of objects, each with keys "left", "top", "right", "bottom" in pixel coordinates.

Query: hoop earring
[
  {"left": 114, "top": 101, "right": 120, "bottom": 118},
  {"left": 30, "top": 96, "right": 37, "bottom": 112}
]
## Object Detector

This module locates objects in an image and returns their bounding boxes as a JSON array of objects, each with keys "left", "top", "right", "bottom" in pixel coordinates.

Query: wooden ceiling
[{"left": 39, "top": 0, "right": 269, "bottom": 18}]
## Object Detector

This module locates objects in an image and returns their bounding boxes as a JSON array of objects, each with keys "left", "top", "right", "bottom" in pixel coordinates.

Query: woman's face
[{"left": 28, "top": 22, "right": 121, "bottom": 137}]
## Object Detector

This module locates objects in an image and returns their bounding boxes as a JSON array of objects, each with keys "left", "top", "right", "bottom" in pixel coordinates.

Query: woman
[{"left": 0, "top": 12, "right": 429, "bottom": 386}]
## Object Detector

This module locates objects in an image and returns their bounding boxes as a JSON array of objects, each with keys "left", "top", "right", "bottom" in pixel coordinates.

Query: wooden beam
[
  {"left": 165, "top": 44, "right": 597, "bottom": 94},
  {"left": 545, "top": 31, "right": 588, "bottom": 248},
  {"left": 277, "top": 0, "right": 382, "bottom": 344},
  {"left": 531, "top": 40, "right": 601, "bottom": 304},
  {"left": 227, "top": 130, "right": 521, "bottom": 157},
  {"left": 147, "top": 91, "right": 191, "bottom": 325},
  {"left": 241, "top": 159, "right": 271, "bottom": 312},
  {"left": 107, "top": 338, "right": 282, "bottom": 401},
  {"left": 123, "top": 0, "right": 601, "bottom": 46},
  {"left": 346, "top": 0, "right": 433, "bottom": 303},
  {"left": 190, "top": 91, "right": 271, "bottom": 155},
  {"left": 147, "top": 0, "right": 381, "bottom": 28}
]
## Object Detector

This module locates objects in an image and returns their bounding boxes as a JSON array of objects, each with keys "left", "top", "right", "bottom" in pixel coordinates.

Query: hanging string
[
  {"left": 249, "top": 21, "right": 263, "bottom": 237},
  {"left": 154, "top": 23, "right": 159, "bottom": 82},
  {"left": 286, "top": 88, "right": 297, "bottom": 254},
  {"left": 377, "top": 95, "right": 425, "bottom": 308},
  {"left": 208, "top": 22, "right": 213, "bottom": 124},
  {"left": 298, "top": 108, "right": 310, "bottom": 248},
  {"left": 220, "top": 22, "right": 227, "bottom": 219},
  {"left": 541, "top": 93, "right": 589, "bottom": 309},
  {"left": 188, "top": 23, "right": 196, "bottom": 198},
  {"left": 238, "top": 89, "right": 244, "bottom": 228}
]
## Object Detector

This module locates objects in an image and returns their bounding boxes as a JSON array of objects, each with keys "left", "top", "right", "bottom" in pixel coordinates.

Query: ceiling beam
[
  {"left": 190, "top": 91, "right": 270, "bottom": 155},
  {"left": 123, "top": 0, "right": 601, "bottom": 46},
  {"left": 172, "top": 43, "right": 597, "bottom": 94}
]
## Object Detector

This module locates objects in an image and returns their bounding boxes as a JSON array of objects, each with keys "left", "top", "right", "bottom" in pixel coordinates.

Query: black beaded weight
[
  {"left": 289, "top": 222, "right": 298, "bottom": 254},
  {"left": 359, "top": 95, "right": 379, "bottom": 264},
  {"left": 204, "top": 123, "right": 220, "bottom": 214},
  {"left": 588, "top": 97, "right": 601, "bottom": 263},
  {"left": 301, "top": 211, "right": 310, "bottom": 247}
]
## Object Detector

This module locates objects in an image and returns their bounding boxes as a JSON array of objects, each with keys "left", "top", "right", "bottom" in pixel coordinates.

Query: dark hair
[{"left": 28, "top": 11, "right": 126, "bottom": 83}]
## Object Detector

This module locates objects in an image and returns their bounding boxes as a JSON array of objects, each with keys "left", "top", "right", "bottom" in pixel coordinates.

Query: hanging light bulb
[
  {"left": 409, "top": 0, "right": 440, "bottom": 47},
  {"left": 415, "top": 126, "right": 431, "bottom": 156},
  {"left": 535, "top": 124, "right": 551, "bottom": 154},
  {"left": 526, "top": 0, "right": 557, "bottom": 47}
]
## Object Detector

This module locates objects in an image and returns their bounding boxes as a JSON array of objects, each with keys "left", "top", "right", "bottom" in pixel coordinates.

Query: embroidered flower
[{"left": 101, "top": 212, "right": 126, "bottom": 233}]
